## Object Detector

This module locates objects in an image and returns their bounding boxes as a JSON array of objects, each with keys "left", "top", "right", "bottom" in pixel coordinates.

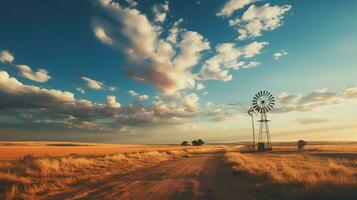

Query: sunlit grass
[
  {"left": 0, "top": 146, "right": 223, "bottom": 199},
  {"left": 225, "top": 152, "right": 357, "bottom": 185}
]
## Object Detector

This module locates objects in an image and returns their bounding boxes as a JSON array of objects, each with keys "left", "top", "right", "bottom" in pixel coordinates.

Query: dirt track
[{"left": 41, "top": 152, "right": 255, "bottom": 200}]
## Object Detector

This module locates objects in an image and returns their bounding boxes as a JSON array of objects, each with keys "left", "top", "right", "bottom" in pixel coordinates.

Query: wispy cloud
[
  {"left": 81, "top": 76, "right": 103, "bottom": 90},
  {"left": 296, "top": 118, "right": 331, "bottom": 125},
  {"left": 219, "top": 2, "right": 291, "bottom": 40},
  {"left": 273, "top": 49, "right": 288, "bottom": 60},
  {"left": 198, "top": 41, "right": 268, "bottom": 81}
]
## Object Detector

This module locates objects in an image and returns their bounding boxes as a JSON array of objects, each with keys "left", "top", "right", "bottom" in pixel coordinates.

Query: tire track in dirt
[{"left": 42, "top": 151, "right": 255, "bottom": 200}]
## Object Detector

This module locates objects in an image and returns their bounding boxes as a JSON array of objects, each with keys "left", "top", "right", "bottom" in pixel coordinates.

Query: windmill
[{"left": 251, "top": 91, "right": 275, "bottom": 152}]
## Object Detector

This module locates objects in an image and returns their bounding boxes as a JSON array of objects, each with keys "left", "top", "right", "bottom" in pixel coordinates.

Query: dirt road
[{"left": 42, "top": 151, "right": 257, "bottom": 200}]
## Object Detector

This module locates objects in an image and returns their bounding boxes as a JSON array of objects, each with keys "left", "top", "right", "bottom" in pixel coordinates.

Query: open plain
[{"left": 1, "top": 142, "right": 357, "bottom": 199}]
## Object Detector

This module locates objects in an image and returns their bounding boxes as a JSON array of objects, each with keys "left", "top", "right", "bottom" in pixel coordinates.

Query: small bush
[{"left": 297, "top": 140, "right": 307, "bottom": 150}]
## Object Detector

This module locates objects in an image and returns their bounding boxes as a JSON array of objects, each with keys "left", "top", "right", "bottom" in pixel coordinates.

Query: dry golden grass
[
  {"left": 0, "top": 146, "right": 224, "bottom": 199},
  {"left": 225, "top": 151, "right": 357, "bottom": 186},
  {"left": 0, "top": 141, "right": 219, "bottom": 161}
]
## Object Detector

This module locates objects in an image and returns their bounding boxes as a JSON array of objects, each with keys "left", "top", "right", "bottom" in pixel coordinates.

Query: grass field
[
  {"left": 0, "top": 142, "right": 225, "bottom": 199},
  {"left": 225, "top": 144, "right": 357, "bottom": 199},
  {"left": 1, "top": 142, "right": 357, "bottom": 199}
]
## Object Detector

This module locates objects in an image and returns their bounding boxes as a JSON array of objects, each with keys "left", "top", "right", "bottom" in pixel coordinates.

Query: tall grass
[
  {"left": 0, "top": 148, "right": 204, "bottom": 199},
  {"left": 225, "top": 152, "right": 357, "bottom": 185}
]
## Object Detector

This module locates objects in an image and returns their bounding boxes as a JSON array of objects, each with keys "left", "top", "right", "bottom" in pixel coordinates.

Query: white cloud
[
  {"left": 0, "top": 50, "right": 14, "bottom": 63},
  {"left": 198, "top": 41, "right": 267, "bottom": 81},
  {"left": 93, "top": 0, "right": 210, "bottom": 95},
  {"left": 230, "top": 3, "right": 292, "bottom": 40},
  {"left": 16, "top": 65, "right": 51, "bottom": 82},
  {"left": 273, "top": 49, "right": 288, "bottom": 60},
  {"left": 173, "top": 31, "right": 210, "bottom": 71},
  {"left": 81, "top": 76, "right": 103, "bottom": 89},
  {"left": 203, "top": 91, "right": 208, "bottom": 96},
  {"left": 242, "top": 61, "right": 260, "bottom": 69},
  {"left": 152, "top": 1, "right": 169, "bottom": 23},
  {"left": 217, "top": 0, "right": 256, "bottom": 17},
  {"left": 106, "top": 95, "right": 121, "bottom": 108},
  {"left": 182, "top": 93, "right": 200, "bottom": 112},
  {"left": 167, "top": 19, "right": 183, "bottom": 44},
  {"left": 241, "top": 41, "right": 269, "bottom": 58},
  {"left": 197, "top": 83, "right": 205, "bottom": 90}
]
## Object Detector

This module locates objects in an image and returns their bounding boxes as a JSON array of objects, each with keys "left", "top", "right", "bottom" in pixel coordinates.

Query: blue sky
[{"left": 1, "top": 0, "right": 357, "bottom": 143}]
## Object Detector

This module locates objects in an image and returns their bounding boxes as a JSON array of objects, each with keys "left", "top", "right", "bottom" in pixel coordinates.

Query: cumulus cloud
[
  {"left": 217, "top": 0, "right": 255, "bottom": 17},
  {"left": 0, "top": 70, "right": 201, "bottom": 133},
  {"left": 0, "top": 50, "right": 14, "bottom": 63},
  {"left": 273, "top": 49, "right": 288, "bottom": 60},
  {"left": 16, "top": 65, "right": 51, "bottom": 82},
  {"left": 93, "top": 0, "right": 210, "bottom": 95},
  {"left": 81, "top": 76, "right": 103, "bottom": 89},
  {"left": 152, "top": 1, "right": 169, "bottom": 23},
  {"left": 229, "top": 3, "right": 291, "bottom": 40},
  {"left": 197, "top": 41, "right": 268, "bottom": 81},
  {"left": 106, "top": 95, "right": 121, "bottom": 108},
  {"left": 274, "top": 86, "right": 357, "bottom": 113}
]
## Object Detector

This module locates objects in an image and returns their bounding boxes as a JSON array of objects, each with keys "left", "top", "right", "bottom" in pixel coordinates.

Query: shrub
[{"left": 297, "top": 140, "right": 307, "bottom": 150}]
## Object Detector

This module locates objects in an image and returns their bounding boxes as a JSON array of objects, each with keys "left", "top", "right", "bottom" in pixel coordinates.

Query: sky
[{"left": 0, "top": 0, "right": 357, "bottom": 144}]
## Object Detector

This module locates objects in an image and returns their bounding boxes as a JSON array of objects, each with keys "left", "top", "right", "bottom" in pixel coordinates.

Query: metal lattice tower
[{"left": 251, "top": 91, "right": 275, "bottom": 151}]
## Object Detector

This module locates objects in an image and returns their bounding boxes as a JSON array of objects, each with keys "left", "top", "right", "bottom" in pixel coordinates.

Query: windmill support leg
[{"left": 251, "top": 115, "right": 255, "bottom": 149}]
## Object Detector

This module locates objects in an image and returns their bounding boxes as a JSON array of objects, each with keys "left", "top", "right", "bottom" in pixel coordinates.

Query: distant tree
[
  {"left": 197, "top": 139, "right": 205, "bottom": 146},
  {"left": 297, "top": 140, "right": 307, "bottom": 150},
  {"left": 181, "top": 141, "right": 190, "bottom": 146},
  {"left": 192, "top": 139, "right": 204, "bottom": 146}
]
